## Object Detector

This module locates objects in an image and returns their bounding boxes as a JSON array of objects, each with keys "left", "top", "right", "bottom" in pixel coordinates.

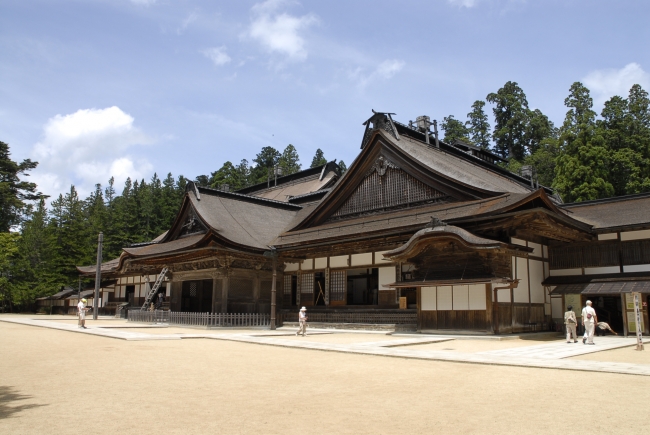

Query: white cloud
[
  {"left": 31, "top": 107, "right": 153, "bottom": 200},
  {"left": 583, "top": 62, "right": 650, "bottom": 105},
  {"left": 247, "top": 0, "right": 318, "bottom": 61},
  {"left": 447, "top": 0, "right": 481, "bottom": 8},
  {"left": 350, "top": 59, "right": 405, "bottom": 89},
  {"left": 177, "top": 11, "right": 199, "bottom": 35},
  {"left": 202, "top": 46, "right": 232, "bottom": 66}
]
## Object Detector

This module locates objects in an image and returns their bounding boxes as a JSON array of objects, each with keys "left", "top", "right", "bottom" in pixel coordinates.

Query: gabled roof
[
  {"left": 289, "top": 128, "right": 535, "bottom": 231},
  {"left": 560, "top": 192, "right": 650, "bottom": 230}
]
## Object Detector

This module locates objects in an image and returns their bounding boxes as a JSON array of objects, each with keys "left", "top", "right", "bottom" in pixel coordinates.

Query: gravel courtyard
[{"left": 1, "top": 317, "right": 649, "bottom": 435}]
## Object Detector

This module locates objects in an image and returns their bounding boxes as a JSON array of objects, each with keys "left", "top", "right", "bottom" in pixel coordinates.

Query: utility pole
[{"left": 93, "top": 233, "right": 103, "bottom": 320}]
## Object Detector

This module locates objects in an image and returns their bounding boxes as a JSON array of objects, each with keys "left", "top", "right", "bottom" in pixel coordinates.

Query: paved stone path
[{"left": 2, "top": 316, "right": 649, "bottom": 376}]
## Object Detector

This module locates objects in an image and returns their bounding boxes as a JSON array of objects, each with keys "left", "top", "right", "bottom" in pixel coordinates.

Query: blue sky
[{"left": 2, "top": 0, "right": 649, "bottom": 200}]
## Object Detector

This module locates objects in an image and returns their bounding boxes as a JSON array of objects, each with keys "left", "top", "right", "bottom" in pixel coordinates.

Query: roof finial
[{"left": 429, "top": 216, "right": 446, "bottom": 228}]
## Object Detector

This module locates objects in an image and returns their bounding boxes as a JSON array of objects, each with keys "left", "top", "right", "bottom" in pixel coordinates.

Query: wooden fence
[
  {"left": 127, "top": 310, "right": 271, "bottom": 327},
  {"left": 281, "top": 312, "right": 417, "bottom": 324}
]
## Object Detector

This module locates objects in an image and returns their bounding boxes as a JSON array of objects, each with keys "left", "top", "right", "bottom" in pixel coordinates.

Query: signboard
[
  {"left": 399, "top": 297, "right": 407, "bottom": 310},
  {"left": 625, "top": 293, "right": 636, "bottom": 311},
  {"left": 565, "top": 294, "right": 581, "bottom": 315},
  {"left": 631, "top": 292, "right": 644, "bottom": 351}
]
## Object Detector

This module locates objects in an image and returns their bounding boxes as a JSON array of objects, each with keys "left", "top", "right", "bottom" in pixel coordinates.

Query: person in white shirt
[
  {"left": 581, "top": 300, "right": 598, "bottom": 345},
  {"left": 77, "top": 298, "right": 90, "bottom": 329},
  {"left": 296, "top": 306, "right": 308, "bottom": 337},
  {"left": 564, "top": 305, "right": 578, "bottom": 343}
]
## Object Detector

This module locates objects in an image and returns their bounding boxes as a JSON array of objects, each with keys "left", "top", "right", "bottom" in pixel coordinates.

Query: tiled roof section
[
  {"left": 123, "top": 234, "right": 206, "bottom": 257},
  {"left": 561, "top": 192, "right": 650, "bottom": 229},
  {"left": 190, "top": 189, "right": 301, "bottom": 249},
  {"left": 274, "top": 193, "right": 529, "bottom": 247},
  {"left": 249, "top": 171, "right": 336, "bottom": 202},
  {"left": 76, "top": 257, "right": 121, "bottom": 275},
  {"left": 386, "top": 133, "right": 533, "bottom": 194}
]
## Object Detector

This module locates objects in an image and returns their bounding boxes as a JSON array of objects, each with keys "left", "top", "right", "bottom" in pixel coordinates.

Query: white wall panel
[
  {"left": 452, "top": 285, "right": 469, "bottom": 310},
  {"left": 351, "top": 253, "right": 373, "bottom": 266},
  {"left": 497, "top": 288, "right": 511, "bottom": 302},
  {"left": 314, "top": 257, "right": 327, "bottom": 269},
  {"left": 468, "top": 284, "right": 486, "bottom": 310},
  {"left": 528, "top": 242, "right": 542, "bottom": 257},
  {"left": 511, "top": 237, "right": 526, "bottom": 246},
  {"left": 621, "top": 229, "right": 650, "bottom": 241},
  {"left": 584, "top": 266, "right": 620, "bottom": 275},
  {"left": 329, "top": 255, "right": 348, "bottom": 268},
  {"left": 437, "top": 286, "right": 452, "bottom": 310},
  {"left": 514, "top": 257, "right": 529, "bottom": 303},
  {"left": 374, "top": 251, "right": 391, "bottom": 263},
  {"left": 549, "top": 268, "right": 582, "bottom": 276},
  {"left": 624, "top": 264, "right": 650, "bottom": 272},
  {"left": 284, "top": 262, "right": 299, "bottom": 272},
  {"left": 378, "top": 266, "right": 396, "bottom": 291},
  {"left": 301, "top": 259, "right": 313, "bottom": 270},
  {"left": 529, "top": 260, "right": 545, "bottom": 303},
  {"left": 597, "top": 233, "right": 618, "bottom": 241},
  {"left": 421, "top": 287, "right": 437, "bottom": 311}
]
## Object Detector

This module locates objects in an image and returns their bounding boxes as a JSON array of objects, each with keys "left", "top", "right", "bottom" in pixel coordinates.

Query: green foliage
[
  {"left": 250, "top": 146, "right": 281, "bottom": 184},
  {"left": 338, "top": 160, "right": 347, "bottom": 175},
  {"left": 466, "top": 100, "right": 491, "bottom": 149},
  {"left": 486, "top": 81, "right": 531, "bottom": 160},
  {"left": 441, "top": 115, "right": 472, "bottom": 144},
  {"left": 310, "top": 149, "right": 327, "bottom": 168},
  {"left": 278, "top": 144, "right": 301, "bottom": 176},
  {"left": 0, "top": 232, "right": 20, "bottom": 311},
  {"left": 0, "top": 141, "right": 41, "bottom": 231},
  {"left": 209, "top": 160, "right": 250, "bottom": 191}
]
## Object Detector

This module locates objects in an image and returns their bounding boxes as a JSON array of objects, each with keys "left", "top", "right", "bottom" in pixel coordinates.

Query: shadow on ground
[{"left": 0, "top": 386, "right": 46, "bottom": 419}]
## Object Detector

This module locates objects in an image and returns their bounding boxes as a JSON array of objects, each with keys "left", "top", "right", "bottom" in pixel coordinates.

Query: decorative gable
[
  {"left": 329, "top": 156, "right": 449, "bottom": 221},
  {"left": 178, "top": 207, "right": 208, "bottom": 238}
]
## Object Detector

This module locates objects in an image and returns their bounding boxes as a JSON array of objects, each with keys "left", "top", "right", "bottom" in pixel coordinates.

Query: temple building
[{"left": 78, "top": 111, "right": 650, "bottom": 335}]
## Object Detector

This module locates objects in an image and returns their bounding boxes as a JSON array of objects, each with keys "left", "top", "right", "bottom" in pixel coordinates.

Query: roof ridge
[
  {"left": 561, "top": 191, "right": 650, "bottom": 207},
  {"left": 196, "top": 185, "right": 303, "bottom": 210}
]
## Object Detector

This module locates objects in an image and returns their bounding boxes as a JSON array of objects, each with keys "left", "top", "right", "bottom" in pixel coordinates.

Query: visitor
[
  {"left": 77, "top": 298, "right": 90, "bottom": 329},
  {"left": 564, "top": 305, "right": 577, "bottom": 343},
  {"left": 296, "top": 306, "right": 308, "bottom": 336},
  {"left": 581, "top": 300, "right": 597, "bottom": 345}
]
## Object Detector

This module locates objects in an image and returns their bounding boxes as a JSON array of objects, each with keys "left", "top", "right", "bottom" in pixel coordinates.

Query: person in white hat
[
  {"left": 581, "top": 300, "right": 597, "bottom": 345},
  {"left": 296, "top": 306, "right": 308, "bottom": 336},
  {"left": 77, "top": 298, "right": 90, "bottom": 329}
]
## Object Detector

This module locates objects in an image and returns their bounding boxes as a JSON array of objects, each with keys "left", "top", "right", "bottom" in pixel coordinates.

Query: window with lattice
[
  {"left": 330, "top": 270, "right": 346, "bottom": 301},
  {"left": 284, "top": 275, "right": 292, "bottom": 295},
  {"left": 301, "top": 273, "right": 314, "bottom": 294},
  {"left": 331, "top": 167, "right": 446, "bottom": 219}
]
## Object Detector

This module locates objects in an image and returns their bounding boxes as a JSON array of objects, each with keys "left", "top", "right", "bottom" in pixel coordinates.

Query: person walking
[
  {"left": 581, "top": 300, "right": 598, "bottom": 345},
  {"left": 296, "top": 306, "right": 308, "bottom": 337},
  {"left": 77, "top": 298, "right": 90, "bottom": 329},
  {"left": 564, "top": 305, "right": 578, "bottom": 343}
]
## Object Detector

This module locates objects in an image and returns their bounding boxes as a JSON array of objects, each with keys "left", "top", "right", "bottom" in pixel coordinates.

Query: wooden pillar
[
  {"left": 253, "top": 274, "right": 260, "bottom": 312},
  {"left": 221, "top": 276, "right": 229, "bottom": 313},
  {"left": 486, "top": 283, "right": 494, "bottom": 334},
  {"left": 211, "top": 275, "right": 219, "bottom": 313},
  {"left": 271, "top": 256, "right": 277, "bottom": 330},
  {"left": 324, "top": 267, "right": 330, "bottom": 306}
]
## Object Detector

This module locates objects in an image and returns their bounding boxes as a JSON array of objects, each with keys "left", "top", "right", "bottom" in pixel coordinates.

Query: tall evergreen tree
[
  {"left": 486, "top": 81, "right": 530, "bottom": 160},
  {"left": 466, "top": 100, "right": 491, "bottom": 149},
  {"left": 250, "top": 146, "right": 281, "bottom": 184},
  {"left": 0, "top": 141, "right": 41, "bottom": 231},
  {"left": 554, "top": 82, "right": 613, "bottom": 202},
  {"left": 441, "top": 115, "right": 471, "bottom": 144},
  {"left": 278, "top": 144, "right": 301, "bottom": 175},
  {"left": 310, "top": 149, "right": 327, "bottom": 168}
]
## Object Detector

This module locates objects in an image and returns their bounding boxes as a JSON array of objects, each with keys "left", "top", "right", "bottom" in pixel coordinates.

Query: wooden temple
[{"left": 78, "top": 111, "right": 650, "bottom": 334}]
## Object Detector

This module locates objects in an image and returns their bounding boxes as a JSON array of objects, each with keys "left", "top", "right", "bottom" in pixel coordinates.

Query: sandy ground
[
  {"left": 571, "top": 345, "right": 650, "bottom": 365},
  {"left": 278, "top": 332, "right": 401, "bottom": 344},
  {"left": 2, "top": 320, "right": 650, "bottom": 435}
]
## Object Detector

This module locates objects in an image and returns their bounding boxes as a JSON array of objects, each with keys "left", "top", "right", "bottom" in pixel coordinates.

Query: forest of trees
[{"left": 1, "top": 79, "right": 649, "bottom": 311}]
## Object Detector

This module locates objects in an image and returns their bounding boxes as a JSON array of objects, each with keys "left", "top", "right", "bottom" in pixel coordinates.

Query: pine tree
[
  {"left": 278, "top": 144, "right": 301, "bottom": 175},
  {"left": 250, "top": 146, "right": 281, "bottom": 184},
  {"left": 486, "top": 81, "right": 530, "bottom": 160},
  {"left": 466, "top": 100, "right": 491, "bottom": 149},
  {"left": 310, "top": 149, "right": 327, "bottom": 168},
  {"left": 0, "top": 141, "right": 41, "bottom": 231},
  {"left": 554, "top": 82, "right": 613, "bottom": 202},
  {"left": 441, "top": 115, "right": 472, "bottom": 144}
]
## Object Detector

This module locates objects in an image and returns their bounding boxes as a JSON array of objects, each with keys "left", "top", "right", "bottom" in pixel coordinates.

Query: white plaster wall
[
  {"left": 301, "top": 259, "right": 313, "bottom": 270},
  {"left": 452, "top": 285, "right": 469, "bottom": 310},
  {"left": 584, "top": 266, "right": 620, "bottom": 275},
  {"left": 528, "top": 242, "right": 542, "bottom": 257},
  {"left": 529, "top": 260, "right": 545, "bottom": 304},
  {"left": 284, "top": 263, "right": 299, "bottom": 272},
  {"left": 598, "top": 233, "right": 618, "bottom": 241},
  {"left": 351, "top": 253, "right": 373, "bottom": 266},
  {"left": 437, "top": 286, "right": 453, "bottom": 310},
  {"left": 421, "top": 287, "right": 436, "bottom": 310},
  {"left": 468, "top": 284, "right": 486, "bottom": 310},
  {"left": 621, "top": 229, "right": 650, "bottom": 241},
  {"left": 511, "top": 237, "right": 526, "bottom": 246},
  {"left": 549, "top": 268, "right": 582, "bottom": 276},
  {"left": 514, "top": 257, "right": 529, "bottom": 303},
  {"left": 314, "top": 257, "right": 327, "bottom": 269},
  {"left": 378, "top": 266, "right": 396, "bottom": 291},
  {"left": 374, "top": 251, "right": 391, "bottom": 263},
  {"left": 624, "top": 264, "right": 650, "bottom": 272},
  {"left": 330, "top": 255, "right": 348, "bottom": 268}
]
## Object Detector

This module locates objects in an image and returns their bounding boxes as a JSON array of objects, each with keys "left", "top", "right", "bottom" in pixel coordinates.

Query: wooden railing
[
  {"left": 281, "top": 312, "right": 417, "bottom": 324},
  {"left": 127, "top": 310, "right": 271, "bottom": 327}
]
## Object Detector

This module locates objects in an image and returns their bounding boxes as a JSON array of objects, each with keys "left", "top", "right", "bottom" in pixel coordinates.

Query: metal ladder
[{"left": 141, "top": 267, "right": 168, "bottom": 310}]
